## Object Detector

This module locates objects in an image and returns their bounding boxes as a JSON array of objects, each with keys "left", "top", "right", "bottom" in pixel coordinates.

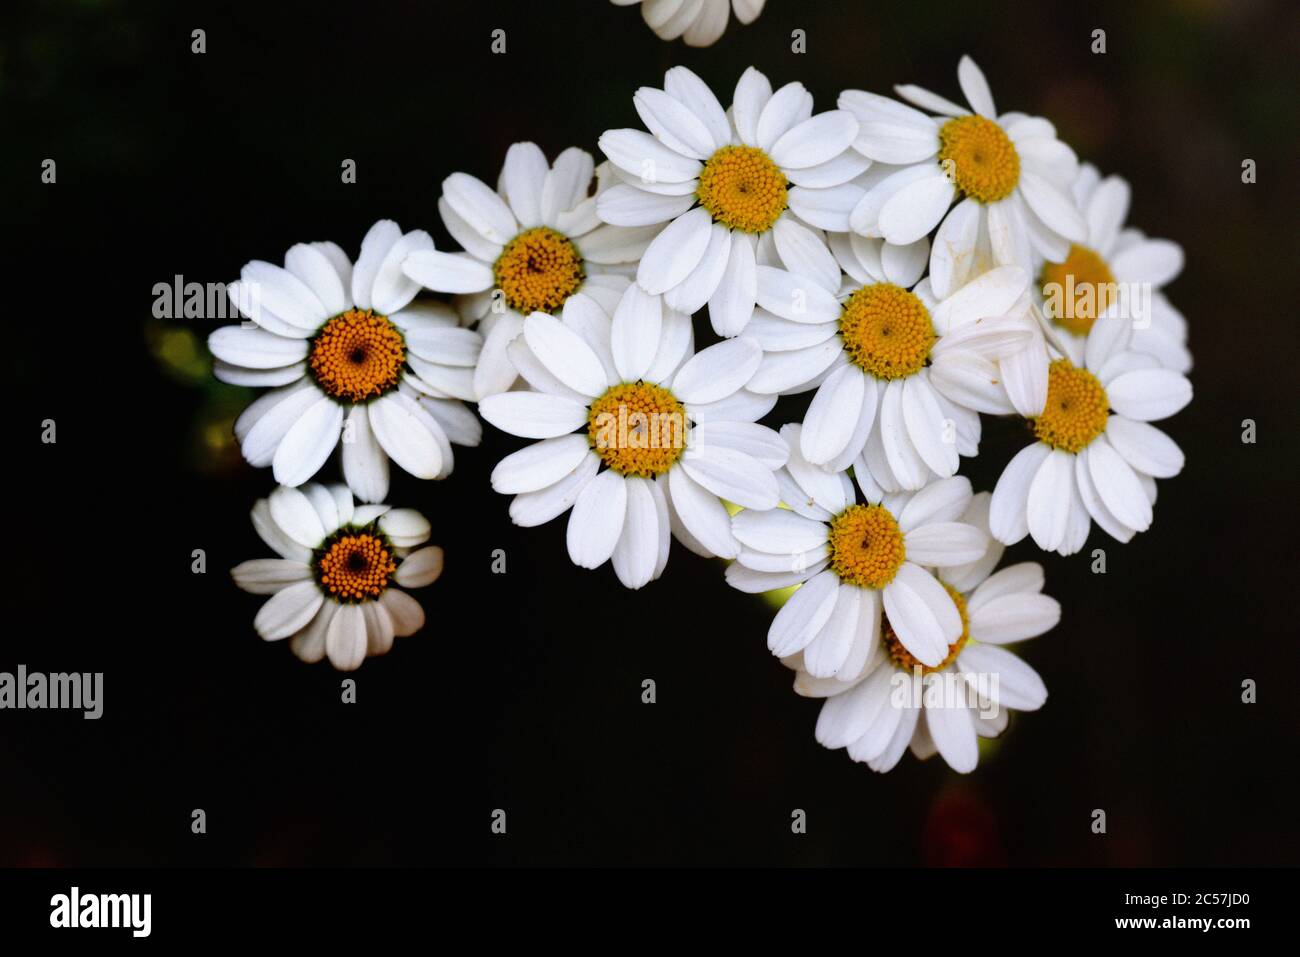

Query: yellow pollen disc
[
  {"left": 586, "top": 381, "right": 688, "bottom": 478},
  {"left": 1040, "top": 244, "right": 1117, "bottom": 337},
  {"left": 315, "top": 532, "right": 396, "bottom": 602},
  {"left": 309, "top": 309, "right": 405, "bottom": 403},
  {"left": 494, "top": 227, "right": 585, "bottom": 313},
  {"left": 1032, "top": 358, "right": 1110, "bottom": 453},
  {"left": 827, "top": 504, "right": 906, "bottom": 589},
  {"left": 838, "top": 283, "right": 936, "bottom": 379},
  {"left": 696, "top": 145, "right": 789, "bottom": 234},
  {"left": 885, "top": 584, "right": 970, "bottom": 673},
  {"left": 937, "top": 115, "right": 1021, "bottom": 204}
]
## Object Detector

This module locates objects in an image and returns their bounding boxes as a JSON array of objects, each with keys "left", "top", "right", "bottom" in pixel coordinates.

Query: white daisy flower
[
  {"left": 990, "top": 315, "right": 1192, "bottom": 556},
  {"left": 1037, "top": 162, "right": 1190, "bottom": 373},
  {"left": 791, "top": 492, "right": 1059, "bottom": 773},
  {"left": 400, "top": 143, "right": 658, "bottom": 399},
  {"left": 610, "top": 0, "right": 766, "bottom": 48},
  {"left": 746, "top": 260, "right": 1034, "bottom": 486},
  {"left": 597, "top": 66, "right": 867, "bottom": 337},
  {"left": 726, "top": 443, "right": 989, "bottom": 671},
  {"left": 209, "top": 220, "right": 483, "bottom": 504},
  {"left": 841, "top": 55, "right": 1087, "bottom": 300},
  {"left": 231, "top": 483, "right": 444, "bottom": 672},
  {"left": 478, "top": 285, "right": 786, "bottom": 589}
]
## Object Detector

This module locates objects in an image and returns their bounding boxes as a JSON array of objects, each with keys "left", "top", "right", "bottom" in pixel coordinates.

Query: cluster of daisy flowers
[{"left": 216, "top": 56, "right": 1191, "bottom": 775}]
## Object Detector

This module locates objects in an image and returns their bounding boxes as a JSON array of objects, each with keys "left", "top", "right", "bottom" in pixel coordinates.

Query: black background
[{"left": 2, "top": 0, "right": 1297, "bottom": 867}]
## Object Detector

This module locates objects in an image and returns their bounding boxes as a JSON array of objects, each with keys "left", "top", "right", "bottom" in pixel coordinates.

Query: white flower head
[
  {"left": 791, "top": 492, "right": 1059, "bottom": 774},
  {"left": 746, "top": 260, "right": 1035, "bottom": 488},
  {"left": 598, "top": 66, "right": 868, "bottom": 336},
  {"left": 401, "top": 143, "right": 658, "bottom": 399},
  {"left": 231, "top": 483, "right": 443, "bottom": 671},
  {"left": 991, "top": 314, "right": 1192, "bottom": 556},
  {"left": 727, "top": 442, "right": 990, "bottom": 673},
  {"left": 610, "top": 0, "right": 766, "bottom": 47},
  {"left": 842, "top": 55, "right": 1087, "bottom": 300},
  {"left": 1036, "top": 162, "right": 1190, "bottom": 373},
  {"left": 209, "top": 220, "right": 483, "bottom": 503},
  {"left": 479, "top": 284, "right": 788, "bottom": 589}
]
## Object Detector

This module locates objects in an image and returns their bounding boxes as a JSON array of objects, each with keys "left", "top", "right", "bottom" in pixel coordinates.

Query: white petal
[
  {"left": 1105, "top": 368, "right": 1192, "bottom": 422},
  {"left": 393, "top": 546, "right": 445, "bottom": 588},
  {"left": 682, "top": 444, "right": 779, "bottom": 509},
  {"left": 567, "top": 470, "right": 628, "bottom": 568},
  {"left": 731, "top": 506, "right": 827, "bottom": 553},
  {"left": 610, "top": 477, "right": 660, "bottom": 589},
  {"left": 1026, "top": 448, "right": 1074, "bottom": 552},
  {"left": 667, "top": 466, "right": 737, "bottom": 558},
  {"left": 768, "top": 570, "right": 839, "bottom": 657},
  {"left": 379, "top": 588, "right": 425, "bottom": 637},
  {"left": 368, "top": 394, "right": 445, "bottom": 480},
  {"left": 878, "top": 172, "right": 955, "bottom": 246},
  {"left": 254, "top": 580, "right": 324, "bottom": 641},
  {"left": 1087, "top": 435, "right": 1152, "bottom": 532},
  {"left": 351, "top": 220, "right": 402, "bottom": 310},
  {"left": 636, "top": 207, "right": 714, "bottom": 295},
  {"left": 1104, "top": 416, "right": 1184, "bottom": 478},
  {"left": 770, "top": 111, "right": 859, "bottom": 169},
  {"left": 524, "top": 312, "right": 608, "bottom": 398},
  {"left": 598, "top": 128, "right": 702, "bottom": 183},
  {"left": 904, "top": 521, "right": 988, "bottom": 567},
  {"left": 491, "top": 435, "right": 592, "bottom": 495},
  {"left": 342, "top": 405, "right": 389, "bottom": 504},
  {"left": 269, "top": 485, "right": 327, "bottom": 548},
  {"left": 611, "top": 283, "right": 664, "bottom": 382},
  {"left": 671, "top": 337, "right": 762, "bottom": 404},
  {"left": 800, "top": 365, "right": 865, "bottom": 465},
  {"left": 271, "top": 396, "right": 344, "bottom": 487},
  {"left": 208, "top": 325, "right": 308, "bottom": 370},
  {"left": 231, "top": 558, "right": 311, "bottom": 596},
  {"left": 479, "top": 391, "right": 588, "bottom": 439},
  {"left": 325, "top": 603, "right": 367, "bottom": 671},
  {"left": 401, "top": 250, "right": 494, "bottom": 294},
  {"left": 989, "top": 443, "right": 1050, "bottom": 544},
  {"left": 501, "top": 142, "right": 549, "bottom": 228},
  {"left": 956, "top": 55, "right": 996, "bottom": 117},
  {"left": 881, "top": 563, "right": 957, "bottom": 667},
  {"left": 924, "top": 695, "right": 979, "bottom": 773},
  {"left": 707, "top": 232, "right": 759, "bottom": 336}
]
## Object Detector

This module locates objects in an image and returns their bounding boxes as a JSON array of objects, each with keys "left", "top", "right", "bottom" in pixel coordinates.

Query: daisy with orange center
[
  {"left": 790, "top": 492, "right": 1060, "bottom": 774},
  {"left": 598, "top": 65, "right": 867, "bottom": 337},
  {"left": 208, "top": 220, "right": 484, "bottom": 504},
  {"left": 726, "top": 429, "right": 990, "bottom": 673},
  {"left": 841, "top": 55, "right": 1086, "bottom": 301},
  {"left": 745, "top": 260, "right": 1036, "bottom": 491},
  {"left": 990, "top": 316, "right": 1191, "bottom": 556},
  {"left": 231, "top": 484, "right": 445, "bottom": 671},
  {"left": 478, "top": 285, "right": 788, "bottom": 590},
  {"left": 401, "top": 142, "right": 656, "bottom": 400}
]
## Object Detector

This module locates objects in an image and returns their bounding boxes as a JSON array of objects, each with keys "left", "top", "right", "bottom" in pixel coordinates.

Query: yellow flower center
[
  {"left": 314, "top": 530, "right": 397, "bottom": 602},
  {"left": 937, "top": 115, "right": 1020, "bottom": 204},
  {"left": 838, "top": 283, "right": 936, "bottom": 380},
  {"left": 696, "top": 145, "right": 789, "bottom": 234},
  {"left": 494, "top": 227, "right": 585, "bottom": 314},
  {"left": 1032, "top": 359, "right": 1110, "bottom": 453},
  {"left": 309, "top": 309, "right": 406, "bottom": 403},
  {"left": 586, "top": 382, "right": 688, "bottom": 477},
  {"left": 885, "top": 584, "right": 970, "bottom": 673},
  {"left": 1040, "top": 244, "right": 1118, "bottom": 337},
  {"left": 827, "top": 504, "right": 906, "bottom": 589}
]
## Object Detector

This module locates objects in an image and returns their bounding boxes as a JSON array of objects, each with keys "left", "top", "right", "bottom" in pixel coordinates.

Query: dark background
[{"left": 2, "top": 0, "right": 1297, "bottom": 866}]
